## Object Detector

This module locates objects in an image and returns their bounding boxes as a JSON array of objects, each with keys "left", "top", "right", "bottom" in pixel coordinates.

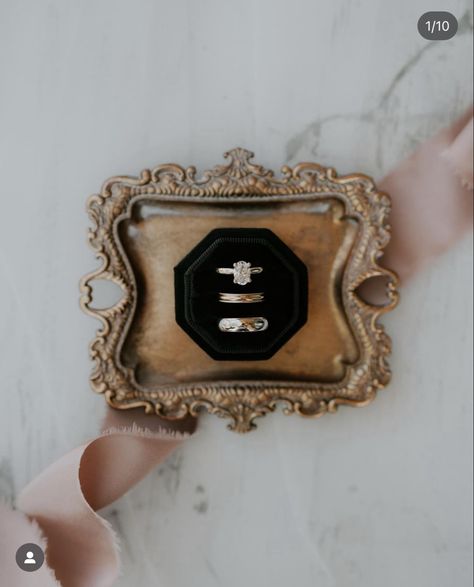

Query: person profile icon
[
  {"left": 24, "top": 551, "right": 36, "bottom": 565},
  {"left": 16, "top": 543, "right": 44, "bottom": 571}
]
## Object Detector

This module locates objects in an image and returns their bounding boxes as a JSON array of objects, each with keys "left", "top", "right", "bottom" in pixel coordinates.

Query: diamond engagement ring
[
  {"left": 216, "top": 261, "right": 263, "bottom": 286},
  {"left": 219, "top": 292, "right": 264, "bottom": 303},
  {"left": 218, "top": 317, "right": 269, "bottom": 333}
]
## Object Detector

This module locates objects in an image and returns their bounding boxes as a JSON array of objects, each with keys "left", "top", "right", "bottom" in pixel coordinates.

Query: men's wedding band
[
  {"left": 219, "top": 292, "right": 264, "bottom": 304},
  {"left": 216, "top": 260, "right": 263, "bottom": 286},
  {"left": 218, "top": 317, "right": 269, "bottom": 333}
]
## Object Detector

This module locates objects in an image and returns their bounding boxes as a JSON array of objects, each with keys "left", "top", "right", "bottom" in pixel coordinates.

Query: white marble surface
[{"left": 0, "top": 1, "right": 472, "bottom": 585}]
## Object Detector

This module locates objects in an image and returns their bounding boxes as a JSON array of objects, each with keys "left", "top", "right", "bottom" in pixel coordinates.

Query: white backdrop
[{"left": 0, "top": 1, "right": 472, "bottom": 586}]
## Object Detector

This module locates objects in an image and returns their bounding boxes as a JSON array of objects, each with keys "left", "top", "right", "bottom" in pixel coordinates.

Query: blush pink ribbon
[{"left": 0, "top": 109, "right": 472, "bottom": 587}]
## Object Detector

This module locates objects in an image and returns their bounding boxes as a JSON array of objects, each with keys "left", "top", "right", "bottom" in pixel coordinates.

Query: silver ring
[
  {"left": 219, "top": 292, "right": 264, "bottom": 304},
  {"left": 216, "top": 260, "right": 263, "bottom": 286},
  {"left": 218, "top": 317, "right": 269, "bottom": 333}
]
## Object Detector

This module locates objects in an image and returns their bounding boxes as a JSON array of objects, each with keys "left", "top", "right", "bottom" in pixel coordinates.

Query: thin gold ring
[{"left": 219, "top": 292, "right": 264, "bottom": 304}]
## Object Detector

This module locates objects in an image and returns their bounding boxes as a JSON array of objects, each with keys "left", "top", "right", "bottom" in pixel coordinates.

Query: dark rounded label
[
  {"left": 15, "top": 543, "right": 45, "bottom": 572},
  {"left": 418, "top": 12, "right": 458, "bottom": 40}
]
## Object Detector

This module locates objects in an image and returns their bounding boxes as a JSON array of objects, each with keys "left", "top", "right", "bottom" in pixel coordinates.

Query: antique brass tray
[{"left": 80, "top": 148, "right": 398, "bottom": 432}]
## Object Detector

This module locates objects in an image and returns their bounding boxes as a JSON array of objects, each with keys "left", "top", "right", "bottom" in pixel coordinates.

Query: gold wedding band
[
  {"left": 219, "top": 292, "right": 264, "bottom": 303},
  {"left": 218, "top": 317, "right": 269, "bottom": 333}
]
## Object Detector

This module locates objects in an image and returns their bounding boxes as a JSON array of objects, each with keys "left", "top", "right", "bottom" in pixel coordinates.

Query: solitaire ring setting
[{"left": 216, "top": 260, "right": 263, "bottom": 286}]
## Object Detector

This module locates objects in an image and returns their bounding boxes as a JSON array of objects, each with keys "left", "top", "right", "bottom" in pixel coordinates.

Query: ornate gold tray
[{"left": 80, "top": 148, "right": 398, "bottom": 432}]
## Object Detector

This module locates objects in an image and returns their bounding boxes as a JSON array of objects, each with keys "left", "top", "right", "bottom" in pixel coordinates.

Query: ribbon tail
[
  {"left": 380, "top": 107, "right": 473, "bottom": 283},
  {"left": 11, "top": 410, "right": 195, "bottom": 587}
]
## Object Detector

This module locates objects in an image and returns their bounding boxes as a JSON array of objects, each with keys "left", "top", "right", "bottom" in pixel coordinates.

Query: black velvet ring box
[{"left": 174, "top": 228, "right": 308, "bottom": 360}]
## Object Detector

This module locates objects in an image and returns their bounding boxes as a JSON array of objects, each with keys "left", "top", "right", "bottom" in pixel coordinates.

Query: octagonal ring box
[
  {"left": 81, "top": 148, "right": 399, "bottom": 432},
  {"left": 174, "top": 227, "right": 308, "bottom": 361}
]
